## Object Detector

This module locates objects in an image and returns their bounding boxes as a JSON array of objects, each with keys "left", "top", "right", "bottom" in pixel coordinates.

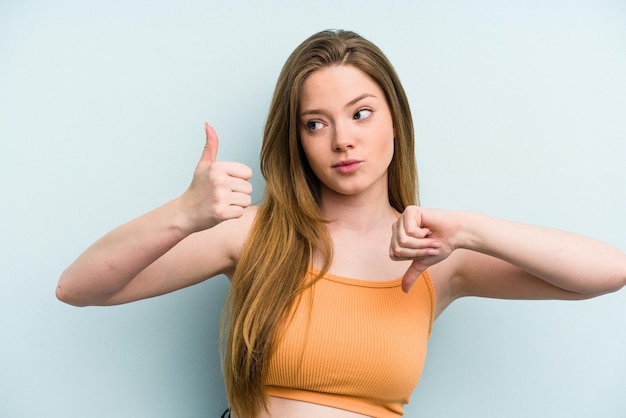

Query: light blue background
[{"left": 1, "top": 1, "right": 625, "bottom": 417}]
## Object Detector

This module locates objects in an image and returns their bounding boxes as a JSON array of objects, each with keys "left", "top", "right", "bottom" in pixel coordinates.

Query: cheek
[
  {"left": 379, "top": 131, "right": 395, "bottom": 165},
  {"left": 300, "top": 139, "right": 324, "bottom": 174},
  {"left": 375, "top": 114, "right": 395, "bottom": 156},
  {"left": 299, "top": 139, "right": 313, "bottom": 163},
  {"left": 384, "top": 141, "right": 395, "bottom": 169}
]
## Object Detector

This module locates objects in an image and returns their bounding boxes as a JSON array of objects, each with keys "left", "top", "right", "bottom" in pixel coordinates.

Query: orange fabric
[{"left": 265, "top": 268, "right": 436, "bottom": 418}]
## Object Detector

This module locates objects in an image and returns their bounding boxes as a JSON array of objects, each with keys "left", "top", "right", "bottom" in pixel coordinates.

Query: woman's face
[{"left": 298, "top": 65, "right": 395, "bottom": 202}]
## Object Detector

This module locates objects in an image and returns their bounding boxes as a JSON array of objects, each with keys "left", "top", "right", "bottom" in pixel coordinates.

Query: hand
[
  {"left": 390, "top": 206, "right": 459, "bottom": 292},
  {"left": 179, "top": 123, "right": 253, "bottom": 232}
]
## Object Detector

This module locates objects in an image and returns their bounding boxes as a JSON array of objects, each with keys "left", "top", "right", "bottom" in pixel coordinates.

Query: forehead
[{"left": 299, "top": 65, "right": 385, "bottom": 111}]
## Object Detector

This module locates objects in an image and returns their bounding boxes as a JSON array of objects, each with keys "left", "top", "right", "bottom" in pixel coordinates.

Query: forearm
[
  {"left": 57, "top": 124, "right": 254, "bottom": 306},
  {"left": 57, "top": 198, "right": 190, "bottom": 306},
  {"left": 458, "top": 211, "right": 626, "bottom": 295}
]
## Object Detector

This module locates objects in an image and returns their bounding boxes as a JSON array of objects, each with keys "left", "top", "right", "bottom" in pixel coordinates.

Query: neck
[{"left": 319, "top": 187, "right": 397, "bottom": 233}]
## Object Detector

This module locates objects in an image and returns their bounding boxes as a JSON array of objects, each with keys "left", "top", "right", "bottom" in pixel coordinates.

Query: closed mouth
[{"left": 332, "top": 159, "right": 361, "bottom": 168}]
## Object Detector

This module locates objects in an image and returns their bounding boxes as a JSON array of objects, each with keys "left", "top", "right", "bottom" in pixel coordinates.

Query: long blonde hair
[{"left": 222, "top": 29, "right": 418, "bottom": 417}]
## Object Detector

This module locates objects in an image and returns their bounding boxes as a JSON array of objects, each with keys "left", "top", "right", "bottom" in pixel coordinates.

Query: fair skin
[{"left": 56, "top": 65, "right": 626, "bottom": 418}]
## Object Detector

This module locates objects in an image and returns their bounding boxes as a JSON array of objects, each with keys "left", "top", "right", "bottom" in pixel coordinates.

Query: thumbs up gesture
[{"left": 179, "top": 123, "right": 253, "bottom": 233}]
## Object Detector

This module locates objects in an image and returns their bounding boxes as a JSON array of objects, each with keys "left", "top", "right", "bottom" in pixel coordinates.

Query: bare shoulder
[
  {"left": 426, "top": 249, "right": 522, "bottom": 317},
  {"left": 426, "top": 251, "right": 465, "bottom": 319},
  {"left": 194, "top": 204, "right": 259, "bottom": 278},
  {"left": 427, "top": 248, "right": 518, "bottom": 318},
  {"left": 223, "top": 204, "right": 259, "bottom": 274}
]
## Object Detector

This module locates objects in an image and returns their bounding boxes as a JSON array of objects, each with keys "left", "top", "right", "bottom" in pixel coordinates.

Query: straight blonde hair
[{"left": 222, "top": 29, "right": 418, "bottom": 417}]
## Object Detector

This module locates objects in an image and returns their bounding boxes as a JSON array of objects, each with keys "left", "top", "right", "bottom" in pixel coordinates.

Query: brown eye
[
  {"left": 307, "top": 121, "right": 323, "bottom": 131},
  {"left": 354, "top": 109, "right": 372, "bottom": 120}
]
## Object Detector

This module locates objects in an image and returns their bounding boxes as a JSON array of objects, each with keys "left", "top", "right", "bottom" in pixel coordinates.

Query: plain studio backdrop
[{"left": 1, "top": 1, "right": 625, "bottom": 417}]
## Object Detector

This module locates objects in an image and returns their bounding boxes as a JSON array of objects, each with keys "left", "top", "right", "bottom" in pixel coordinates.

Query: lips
[{"left": 332, "top": 159, "right": 362, "bottom": 174}]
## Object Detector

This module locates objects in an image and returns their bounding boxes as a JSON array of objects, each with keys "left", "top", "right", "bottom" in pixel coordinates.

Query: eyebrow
[{"left": 300, "top": 93, "right": 376, "bottom": 117}]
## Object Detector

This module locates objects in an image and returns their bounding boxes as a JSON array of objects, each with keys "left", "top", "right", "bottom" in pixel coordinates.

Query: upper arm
[
  {"left": 428, "top": 249, "right": 591, "bottom": 317},
  {"left": 101, "top": 206, "right": 257, "bottom": 305}
]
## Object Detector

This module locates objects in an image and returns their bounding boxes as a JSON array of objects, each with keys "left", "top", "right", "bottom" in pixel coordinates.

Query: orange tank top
[{"left": 265, "top": 268, "right": 436, "bottom": 418}]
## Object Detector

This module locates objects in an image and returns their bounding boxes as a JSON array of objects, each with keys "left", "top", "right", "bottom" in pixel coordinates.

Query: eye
[
  {"left": 306, "top": 120, "right": 324, "bottom": 132},
  {"left": 353, "top": 109, "right": 372, "bottom": 120}
]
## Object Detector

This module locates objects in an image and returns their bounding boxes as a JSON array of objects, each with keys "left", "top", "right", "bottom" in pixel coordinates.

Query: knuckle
[
  {"left": 389, "top": 243, "right": 404, "bottom": 258},
  {"left": 212, "top": 205, "right": 229, "bottom": 221},
  {"left": 397, "top": 235, "right": 413, "bottom": 247},
  {"left": 405, "top": 225, "right": 422, "bottom": 238}
]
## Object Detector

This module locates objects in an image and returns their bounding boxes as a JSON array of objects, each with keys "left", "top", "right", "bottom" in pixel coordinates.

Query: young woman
[{"left": 56, "top": 30, "right": 626, "bottom": 418}]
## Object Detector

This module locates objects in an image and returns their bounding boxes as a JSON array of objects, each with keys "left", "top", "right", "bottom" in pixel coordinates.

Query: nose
[{"left": 332, "top": 123, "right": 355, "bottom": 151}]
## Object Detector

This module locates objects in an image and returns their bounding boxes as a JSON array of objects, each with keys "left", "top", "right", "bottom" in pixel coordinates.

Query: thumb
[
  {"left": 401, "top": 260, "right": 424, "bottom": 293},
  {"left": 200, "top": 122, "right": 219, "bottom": 164}
]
